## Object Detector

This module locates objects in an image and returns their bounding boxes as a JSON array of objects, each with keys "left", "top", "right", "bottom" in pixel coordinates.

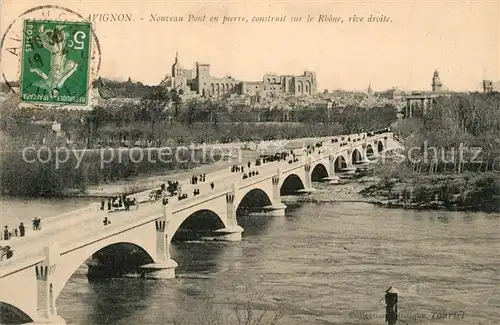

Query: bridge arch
[
  {"left": 366, "top": 144, "right": 375, "bottom": 158},
  {"left": 0, "top": 301, "right": 33, "bottom": 325},
  {"left": 311, "top": 163, "right": 329, "bottom": 181},
  {"left": 377, "top": 141, "right": 384, "bottom": 153},
  {"left": 84, "top": 243, "right": 155, "bottom": 279},
  {"left": 54, "top": 235, "right": 157, "bottom": 298},
  {"left": 334, "top": 156, "right": 347, "bottom": 172},
  {"left": 352, "top": 149, "right": 362, "bottom": 165},
  {"left": 280, "top": 173, "right": 305, "bottom": 195},
  {"left": 237, "top": 188, "right": 272, "bottom": 214},
  {"left": 172, "top": 209, "right": 226, "bottom": 241}
]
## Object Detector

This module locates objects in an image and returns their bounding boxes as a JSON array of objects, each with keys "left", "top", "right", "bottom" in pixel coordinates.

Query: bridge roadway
[{"left": 0, "top": 140, "right": 339, "bottom": 275}]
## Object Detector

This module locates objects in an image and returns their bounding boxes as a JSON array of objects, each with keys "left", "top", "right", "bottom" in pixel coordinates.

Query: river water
[{"left": 1, "top": 182, "right": 499, "bottom": 325}]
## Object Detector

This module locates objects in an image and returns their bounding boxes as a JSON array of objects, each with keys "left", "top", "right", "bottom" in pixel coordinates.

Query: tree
[{"left": 139, "top": 86, "right": 172, "bottom": 143}]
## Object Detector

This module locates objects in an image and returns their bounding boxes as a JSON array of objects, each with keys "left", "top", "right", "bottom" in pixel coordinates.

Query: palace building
[{"left": 165, "top": 53, "right": 317, "bottom": 98}]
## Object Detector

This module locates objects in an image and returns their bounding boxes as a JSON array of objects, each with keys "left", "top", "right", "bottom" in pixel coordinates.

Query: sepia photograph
[{"left": 0, "top": 1, "right": 499, "bottom": 324}]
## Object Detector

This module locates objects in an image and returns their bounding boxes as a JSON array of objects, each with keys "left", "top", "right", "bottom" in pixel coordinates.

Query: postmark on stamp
[
  {"left": 0, "top": 5, "right": 101, "bottom": 106},
  {"left": 20, "top": 20, "right": 92, "bottom": 105}
]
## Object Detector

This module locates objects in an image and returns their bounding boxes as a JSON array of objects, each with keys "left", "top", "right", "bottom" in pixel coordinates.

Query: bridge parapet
[{"left": 37, "top": 203, "right": 101, "bottom": 233}]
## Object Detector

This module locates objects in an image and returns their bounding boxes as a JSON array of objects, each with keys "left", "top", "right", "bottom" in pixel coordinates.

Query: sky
[{"left": 1, "top": 0, "right": 499, "bottom": 92}]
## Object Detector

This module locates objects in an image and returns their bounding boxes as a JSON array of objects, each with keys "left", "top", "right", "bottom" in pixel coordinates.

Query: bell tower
[
  {"left": 432, "top": 70, "right": 442, "bottom": 92},
  {"left": 171, "top": 52, "right": 182, "bottom": 78}
]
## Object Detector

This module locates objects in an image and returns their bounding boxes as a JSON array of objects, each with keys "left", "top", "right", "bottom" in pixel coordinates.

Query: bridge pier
[
  {"left": 297, "top": 162, "right": 317, "bottom": 193},
  {"left": 140, "top": 205, "right": 178, "bottom": 279},
  {"left": 139, "top": 259, "right": 178, "bottom": 279},
  {"left": 324, "top": 155, "right": 340, "bottom": 184},
  {"left": 261, "top": 169, "right": 287, "bottom": 216},
  {"left": 214, "top": 183, "right": 244, "bottom": 241},
  {"left": 32, "top": 244, "right": 66, "bottom": 325}
]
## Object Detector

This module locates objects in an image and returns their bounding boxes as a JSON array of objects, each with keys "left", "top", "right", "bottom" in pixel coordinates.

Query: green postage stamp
[{"left": 20, "top": 19, "right": 92, "bottom": 105}]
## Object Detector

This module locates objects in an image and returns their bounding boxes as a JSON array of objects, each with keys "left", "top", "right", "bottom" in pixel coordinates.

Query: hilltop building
[{"left": 165, "top": 53, "right": 317, "bottom": 98}]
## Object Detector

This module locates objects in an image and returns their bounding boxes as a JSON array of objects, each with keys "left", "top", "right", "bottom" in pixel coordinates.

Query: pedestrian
[
  {"left": 14, "top": 228, "right": 18, "bottom": 237},
  {"left": 3, "top": 226, "right": 9, "bottom": 240},
  {"left": 19, "top": 223, "right": 25, "bottom": 237},
  {"left": 100, "top": 198, "right": 105, "bottom": 210},
  {"left": 107, "top": 198, "right": 112, "bottom": 211},
  {"left": 385, "top": 286, "right": 399, "bottom": 325},
  {"left": 103, "top": 217, "right": 111, "bottom": 226},
  {"left": 210, "top": 182, "right": 215, "bottom": 190}
]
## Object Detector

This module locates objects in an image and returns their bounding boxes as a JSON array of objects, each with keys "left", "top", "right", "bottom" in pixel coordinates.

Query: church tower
[
  {"left": 431, "top": 70, "right": 442, "bottom": 92},
  {"left": 367, "top": 81, "right": 372, "bottom": 94}
]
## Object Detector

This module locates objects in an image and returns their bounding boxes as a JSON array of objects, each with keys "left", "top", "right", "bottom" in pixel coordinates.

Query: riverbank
[
  {"left": 359, "top": 172, "right": 500, "bottom": 212},
  {"left": 282, "top": 171, "right": 500, "bottom": 214}
]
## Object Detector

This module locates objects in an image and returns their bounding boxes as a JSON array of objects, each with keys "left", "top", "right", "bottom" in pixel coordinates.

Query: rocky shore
[{"left": 284, "top": 175, "right": 493, "bottom": 213}]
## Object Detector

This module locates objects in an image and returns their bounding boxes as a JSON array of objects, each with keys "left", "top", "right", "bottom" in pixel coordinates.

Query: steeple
[
  {"left": 174, "top": 51, "right": 179, "bottom": 64},
  {"left": 367, "top": 81, "right": 372, "bottom": 94}
]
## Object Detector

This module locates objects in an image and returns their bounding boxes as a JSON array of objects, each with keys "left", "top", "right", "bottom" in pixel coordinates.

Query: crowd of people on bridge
[
  {"left": 101, "top": 195, "right": 138, "bottom": 212},
  {"left": 190, "top": 174, "right": 206, "bottom": 184},
  {"left": 2, "top": 222, "right": 28, "bottom": 241},
  {"left": 1, "top": 219, "right": 37, "bottom": 261},
  {"left": 149, "top": 178, "right": 217, "bottom": 206},
  {"left": 1, "top": 218, "right": 29, "bottom": 240}
]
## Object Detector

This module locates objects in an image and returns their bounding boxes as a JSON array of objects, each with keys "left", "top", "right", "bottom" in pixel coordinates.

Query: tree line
[
  {"left": 0, "top": 85, "right": 398, "bottom": 197},
  {"left": 0, "top": 85, "right": 397, "bottom": 149},
  {"left": 375, "top": 91, "right": 500, "bottom": 211}
]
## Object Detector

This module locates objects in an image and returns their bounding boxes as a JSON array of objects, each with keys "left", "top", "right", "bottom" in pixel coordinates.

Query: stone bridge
[{"left": 0, "top": 131, "right": 395, "bottom": 325}]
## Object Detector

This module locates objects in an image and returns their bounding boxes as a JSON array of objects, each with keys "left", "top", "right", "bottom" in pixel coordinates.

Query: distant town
[{"left": 1, "top": 53, "right": 499, "bottom": 122}]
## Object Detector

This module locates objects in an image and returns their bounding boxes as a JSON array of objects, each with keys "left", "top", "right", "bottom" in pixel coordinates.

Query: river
[{"left": 1, "top": 182, "right": 499, "bottom": 325}]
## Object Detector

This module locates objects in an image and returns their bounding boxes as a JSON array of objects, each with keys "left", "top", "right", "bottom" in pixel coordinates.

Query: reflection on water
[{"left": 1, "top": 192, "right": 499, "bottom": 325}]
